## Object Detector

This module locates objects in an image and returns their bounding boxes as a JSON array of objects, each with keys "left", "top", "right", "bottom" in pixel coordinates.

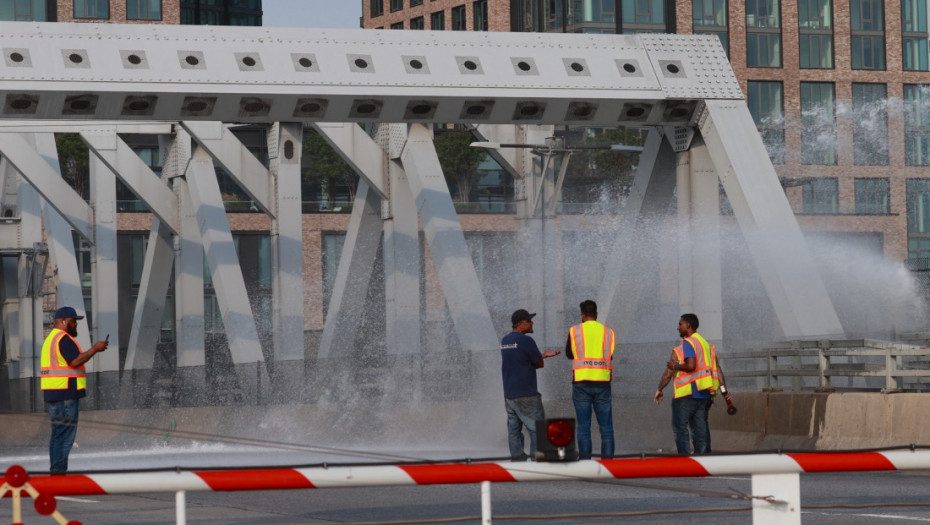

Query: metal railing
[{"left": 725, "top": 339, "right": 930, "bottom": 393}]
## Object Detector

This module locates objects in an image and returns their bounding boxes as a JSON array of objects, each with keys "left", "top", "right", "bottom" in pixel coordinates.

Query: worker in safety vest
[
  {"left": 41, "top": 306, "right": 108, "bottom": 473},
  {"left": 564, "top": 300, "right": 615, "bottom": 459},
  {"left": 653, "top": 313, "right": 721, "bottom": 455}
]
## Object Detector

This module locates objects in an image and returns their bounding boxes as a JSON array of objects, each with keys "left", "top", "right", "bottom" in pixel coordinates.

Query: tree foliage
[
  {"left": 55, "top": 133, "right": 90, "bottom": 199},
  {"left": 302, "top": 129, "right": 359, "bottom": 205},
  {"left": 434, "top": 130, "right": 485, "bottom": 202}
]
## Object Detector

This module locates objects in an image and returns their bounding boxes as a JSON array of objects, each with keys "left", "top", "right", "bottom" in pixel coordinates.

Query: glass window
[
  {"left": 747, "top": 0, "right": 781, "bottom": 66},
  {"left": 74, "top": 0, "right": 109, "bottom": 19},
  {"left": 127, "top": 0, "right": 161, "bottom": 20},
  {"left": 802, "top": 178, "right": 838, "bottom": 213},
  {"left": 410, "top": 16, "right": 424, "bottom": 29},
  {"left": 798, "top": 0, "right": 833, "bottom": 68},
  {"left": 747, "top": 81, "right": 785, "bottom": 164},
  {"left": 905, "top": 85, "right": 930, "bottom": 166},
  {"left": 451, "top": 5, "right": 466, "bottom": 30},
  {"left": 431, "top": 10, "right": 444, "bottom": 30},
  {"left": 747, "top": 32, "right": 783, "bottom": 67},
  {"left": 411, "top": 0, "right": 422, "bottom": 5},
  {"left": 473, "top": 0, "right": 488, "bottom": 31},
  {"left": 850, "top": 0, "right": 885, "bottom": 70},
  {"left": 693, "top": 0, "right": 729, "bottom": 55},
  {"left": 371, "top": 0, "right": 383, "bottom": 18},
  {"left": 390, "top": 0, "right": 403, "bottom": 12},
  {"left": 800, "top": 82, "right": 836, "bottom": 165},
  {"left": 0, "top": 0, "right": 49, "bottom": 21},
  {"left": 391, "top": 21, "right": 404, "bottom": 29},
  {"left": 852, "top": 83, "right": 889, "bottom": 165},
  {"left": 621, "top": 0, "right": 666, "bottom": 33},
  {"left": 746, "top": 0, "right": 780, "bottom": 27},
  {"left": 855, "top": 178, "right": 890, "bottom": 214},
  {"left": 907, "top": 178, "right": 930, "bottom": 266},
  {"left": 902, "top": 0, "right": 929, "bottom": 71}
]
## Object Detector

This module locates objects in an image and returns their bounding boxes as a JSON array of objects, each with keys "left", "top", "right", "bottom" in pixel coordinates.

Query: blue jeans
[
  {"left": 572, "top": 382, "right": 614, "bottom": 459},
  {"left": 48, "top": 399, "right": 79, "bottom": 473},
  {"left": 672, "top": 396, "right": 709, "bottom": 455},
  {"left": 505, "top": 394, "right": 544, "bottom": 460}
]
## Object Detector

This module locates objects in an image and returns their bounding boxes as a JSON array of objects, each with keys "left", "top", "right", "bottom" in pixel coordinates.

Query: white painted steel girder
[
  {"left": 698, "top": 101, "right": 844, "bottom": 338},
  {"left": 269, "top": 122, "right": 304, "bottom": 362},
  {"left": 0, "top": 133, "right": 94, "bottom": 240},
  {"left": 318, "top": 179, "right": 384, "bottom": 359},
  {"left": 181, "top": 121, "right": 272, "bottom": 216},
  {"left": 186, "top": 147, "right": 267, "bottom": 385},
  {"left": 0, "top": 23, "right": 739, "bottom": 127},
  {"left": 80, "top": 129, "right": 180, "bottom": 234},
  {"left": 400, "top": 124, "right": 498, "bottom": 352}
]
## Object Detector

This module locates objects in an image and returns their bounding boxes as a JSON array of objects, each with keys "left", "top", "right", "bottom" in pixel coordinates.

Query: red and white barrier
[{"left": 5, "top": 450, "right": 930, "bottom": 525}]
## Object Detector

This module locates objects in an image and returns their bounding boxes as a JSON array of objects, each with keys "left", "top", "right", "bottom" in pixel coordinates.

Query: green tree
[
  {"left": 55, "top": 133, "right": 90, "bottom": 199},
  {"left": 302, "top": 129, "right": 359, "bottom": 208},
  {"left": 434, "top": 130, "right": 484, "bottom": 202}
]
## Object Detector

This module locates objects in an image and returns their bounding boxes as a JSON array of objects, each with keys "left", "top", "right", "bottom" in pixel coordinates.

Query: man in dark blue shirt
[{"left": 501, "top": 309, "right": 559, "bottom": 461}]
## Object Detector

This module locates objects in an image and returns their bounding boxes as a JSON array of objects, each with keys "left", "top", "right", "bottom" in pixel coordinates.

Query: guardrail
[
  {"left": 5, "top": 450, "right": 930, "bottom": 525},
  {"left": 725, "top": 339, "right": 930, "bottom": 392}
]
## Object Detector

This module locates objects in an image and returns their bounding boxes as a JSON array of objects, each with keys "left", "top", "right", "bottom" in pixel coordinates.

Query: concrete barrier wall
[{"left": 4, "top": 392, "right": 930, "bottom": 453}]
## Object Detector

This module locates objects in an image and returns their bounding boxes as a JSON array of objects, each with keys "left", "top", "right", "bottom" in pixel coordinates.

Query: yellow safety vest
[
  {"left": 569, "top": 321, "right": 615, "bottom": 382},
  {"left": 671, "top": 333, "right": 719, "bottom": 399},
  {"left": 40, "top": 328, "right": 86, "bottom": 392}
]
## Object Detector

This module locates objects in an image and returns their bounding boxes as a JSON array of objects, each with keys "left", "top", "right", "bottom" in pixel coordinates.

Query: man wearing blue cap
[{"left": 41, "top": 306, "right": 109, "bottom": 473}]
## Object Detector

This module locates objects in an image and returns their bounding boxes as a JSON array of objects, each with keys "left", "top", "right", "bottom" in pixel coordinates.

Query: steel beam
[
  {"left": 34, "top": 133, "right": 92, "bottom": 356},
  {"left": 80, "top": 129, "right": 180, "bottom": 234},
  {"left": 0, "top": 23, "right": 737, "bottom": 127},
  {"left": 699, "top": 101, "right": 844, "bottom": 338},
  {"left": 125, "top": 218, "right": 174, "bottom": 371},
  {"left": 400, "top": 123, "right": 498, "bottom": 352},
  {"left": 318, "top": 178, "right": 383, "bottom": 359},
  {"left": 89, "top": 154, "right": 119, "bottom": 370},
  {"left": 676, "top": 138, "right": 723, "bottom": 341},
  {"left": 312, "top": 123, "right": 388, "bottom": 199},
  {"left": 0, "top": 133, "right": 94, "bottom": 241},
  {"left": 185, "top": 146, "right": 267, "bottom": 374},
  {"left": 182, "top": 121, "right": 272, "bottom": 216},
  {"left": 383, "top": 126, "right": 421, "bottom": 356},
  {"left": 269, "top": 123, "right": 304, "bottom": 361}
]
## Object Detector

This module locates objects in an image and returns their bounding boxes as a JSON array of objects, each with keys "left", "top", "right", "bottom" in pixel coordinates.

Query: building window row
[
  {"left": 798, "top": 177, "right": 891, "bottom": 215},
  {"left": 749, "top": 81, "right": 930, "bottom": 168}
]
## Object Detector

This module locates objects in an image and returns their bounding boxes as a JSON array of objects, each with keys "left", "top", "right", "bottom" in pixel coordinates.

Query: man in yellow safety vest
[
  {"left": 41, "top": 306, "right": 109, "bottom": 473},
  {"left": 653, "top": 313, "right": 720, "bottom": 455},
  {"left": 564, "top": 300, "right": 615, "bottom": 459}
]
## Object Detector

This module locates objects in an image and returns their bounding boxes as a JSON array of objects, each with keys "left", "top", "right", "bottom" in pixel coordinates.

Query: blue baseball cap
[{"left": 54, "top": 306, "right": 84, "bottom": 320}]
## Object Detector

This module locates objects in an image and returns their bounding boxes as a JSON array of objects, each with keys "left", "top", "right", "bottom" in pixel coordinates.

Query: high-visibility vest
[
  {"left": 671, "top": 332, "right": 719, "bottom": 399},
  {"left": 569, "top": 321, "right": 615, "bottom": 382},
  {"left": 40, "top": 329, "right": 86, "bottom": 392}
]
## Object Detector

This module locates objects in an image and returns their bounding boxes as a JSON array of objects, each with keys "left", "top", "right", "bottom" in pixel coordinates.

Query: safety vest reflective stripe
[
  {"left": 672, "top": 333, "right": 719, "bottom": 399},
  {"left": 570, "top": 321, "right": 615, "bottom": 382},
  {"left": 40, "top": 329, "right": 86, "bottom": 391}
]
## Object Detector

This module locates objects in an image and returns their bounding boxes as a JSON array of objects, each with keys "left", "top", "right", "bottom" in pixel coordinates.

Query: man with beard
[
  {"left": 653, "top": 313, "right": 721, "bottom": 455},
  {"left": 41, "top": 306, "right": 109, "bottom": 473}
]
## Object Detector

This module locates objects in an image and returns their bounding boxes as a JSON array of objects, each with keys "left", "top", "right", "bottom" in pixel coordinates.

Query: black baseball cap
[
  {"left": 54, "top": 306, "right": 84, "bottom": 320},
  {"left": 511, "top": 309, "right": 536, "bottom": 327}
]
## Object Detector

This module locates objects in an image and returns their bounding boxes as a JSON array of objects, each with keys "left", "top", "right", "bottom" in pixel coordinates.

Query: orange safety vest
[
  {"left": 40, "top": 329, "right": 86, "bottom": 392},
  {"left": 569, "top": 321, "right": 615, "bottom": 382},
  {"left": 671, "top": 332, "right": 719, "bottom": 399}
]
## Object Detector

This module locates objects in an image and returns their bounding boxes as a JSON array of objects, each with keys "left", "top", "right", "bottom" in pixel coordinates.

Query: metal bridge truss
[{"left": 0, "top": 22, "right": 843, "bottom": 402}]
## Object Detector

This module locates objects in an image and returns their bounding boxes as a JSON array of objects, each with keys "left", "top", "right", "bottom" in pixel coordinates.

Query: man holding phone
[{"left": 40, "top": 306, "right": 109, "bottom": 473}]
